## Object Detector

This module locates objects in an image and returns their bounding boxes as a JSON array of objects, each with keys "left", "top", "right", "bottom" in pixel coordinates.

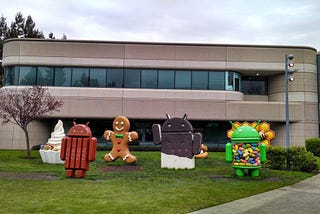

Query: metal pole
[{"left": 285, "top": 53, "right": 290, "bottom": 170}]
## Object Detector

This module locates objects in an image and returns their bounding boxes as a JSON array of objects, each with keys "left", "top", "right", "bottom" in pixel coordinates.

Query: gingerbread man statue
[{"left": 103, "top": 116, "right": 138, "bottom": 163}]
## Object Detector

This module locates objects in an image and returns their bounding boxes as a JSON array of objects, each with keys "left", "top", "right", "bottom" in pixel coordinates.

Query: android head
[
  {"left": 67, "top": 122, "right": 92, "bottom": 137},
  {"left": 230, "top": 121, "right": 261, "bottom": 143},
  {"left": 162, "top": 114, "right": 194, "bottom": 133}
]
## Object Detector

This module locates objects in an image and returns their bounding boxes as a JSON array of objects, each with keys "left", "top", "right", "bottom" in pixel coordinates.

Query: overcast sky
[{"left": 2, "top": 0, "right": 320, "bottom": 51}]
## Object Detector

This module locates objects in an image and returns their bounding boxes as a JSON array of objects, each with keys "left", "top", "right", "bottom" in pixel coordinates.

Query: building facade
[{"left": 1, "top": 38, "right": 318, "bottom": 149}]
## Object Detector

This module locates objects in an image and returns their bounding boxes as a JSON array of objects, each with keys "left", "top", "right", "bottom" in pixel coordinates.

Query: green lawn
[{"left": 0, "top": 150, "right": 316, "bottom": 214}]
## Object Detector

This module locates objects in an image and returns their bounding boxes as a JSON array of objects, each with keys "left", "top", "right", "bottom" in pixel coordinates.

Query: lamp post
[{"left": 285, "top": 53, "right": 294, "bottom": 170}]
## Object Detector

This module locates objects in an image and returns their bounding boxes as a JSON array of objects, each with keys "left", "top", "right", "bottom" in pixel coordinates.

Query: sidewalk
[{"left": 190, "top": 173, "right": 320, "bottom": 214}]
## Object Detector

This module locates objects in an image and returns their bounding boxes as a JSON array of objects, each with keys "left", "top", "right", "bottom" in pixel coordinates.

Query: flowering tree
[{"left": 0, "top": 86, "right": 63, "bottom": 158}]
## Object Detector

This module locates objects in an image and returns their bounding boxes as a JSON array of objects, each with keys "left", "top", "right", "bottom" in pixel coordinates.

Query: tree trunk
[{"left": 22, "top": 127, "right": 31, "bottom": 159}]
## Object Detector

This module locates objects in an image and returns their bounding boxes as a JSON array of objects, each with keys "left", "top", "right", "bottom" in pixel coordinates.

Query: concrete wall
[{"left": 1, "top": 39, "right": 318, "bottom": 149}]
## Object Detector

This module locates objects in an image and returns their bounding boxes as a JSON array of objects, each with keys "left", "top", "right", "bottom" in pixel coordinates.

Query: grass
[{"left": 0, "top": 150, "right": 317, "bottom": 214}]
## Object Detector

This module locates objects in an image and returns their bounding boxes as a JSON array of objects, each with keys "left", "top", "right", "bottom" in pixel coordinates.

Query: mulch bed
[
  {"left": 0, "top": 172, "right": 60, "bottom": 180},
  {"left": 210, "top": 175, "right": 281, "bottom": 181},
  {"left": 99, "top": 165, "right": 142, "bottom": 172}
]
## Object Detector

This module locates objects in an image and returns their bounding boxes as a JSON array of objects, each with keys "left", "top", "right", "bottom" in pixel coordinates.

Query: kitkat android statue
[
  {"left": 225, "top": 121, "right": 266, "bottom": 177},
  {"left": 60, "top": 122, "right": 97, "bottom": 178}
]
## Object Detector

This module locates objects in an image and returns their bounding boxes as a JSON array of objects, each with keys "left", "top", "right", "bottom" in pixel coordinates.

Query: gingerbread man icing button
[{"left": 103, "top": 116, "right": 138, "bottom": 163}]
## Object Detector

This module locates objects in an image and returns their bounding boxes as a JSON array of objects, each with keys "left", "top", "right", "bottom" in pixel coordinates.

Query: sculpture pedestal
[
  {"left": 39, "top": 150, "right": 64, "bottom": 164},
  {"left": 161, "top": 153, "right": 195, "bottom": 169}
]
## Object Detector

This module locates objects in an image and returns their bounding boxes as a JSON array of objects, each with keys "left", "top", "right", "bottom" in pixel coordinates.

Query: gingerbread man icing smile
[{"left": 103, "top": 116, "right": 138, "bottom": 163}]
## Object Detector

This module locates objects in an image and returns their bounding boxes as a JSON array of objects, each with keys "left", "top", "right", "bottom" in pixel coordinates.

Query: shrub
[
  {"left": 267, "top": 146, "right": 286, "bottom": 170},
  {"left": 305, "top": 138, "right": 320, "bottom": 157},
  {"left": 287, "top": 146, "right": 319, "bottom": 172}
]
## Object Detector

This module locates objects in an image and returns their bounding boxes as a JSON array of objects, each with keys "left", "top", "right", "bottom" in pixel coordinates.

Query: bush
[
  {"left": 267, "top": 146, "right": 287, "bottom": 170},
  {"left": 287, "top": 146, "right": 319, "bottom": 172},
  {"left": 305, "top": 138, "right": 320, "bottom": 157},
  {"left": 267, "top": 145, "right": 319, "bottom": 172}
]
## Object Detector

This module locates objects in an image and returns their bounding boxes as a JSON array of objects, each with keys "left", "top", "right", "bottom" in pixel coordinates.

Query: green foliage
[
  {"left": 0, "top": 150, "right": 315, "bottom": 213},
  {"left": 287, "top": 146, "right": 319, "bottom": 172},
  {"left": 267, "top": 146, "right": 286, "bottom": 170},
  {"left": 0, "top": 12, "right": 47, "bottom": 88},
  {"left": 305, "top": 138, "right": 320, "bottom": 157},
  {"left": 267, "top": 145, "right": 319, "bottom": 173},
  {"left": 6, "top": 12, "right": 44, "bottom": 39},
  {"left": 0, "top": 86, "right": 63, "bottom": 158}
]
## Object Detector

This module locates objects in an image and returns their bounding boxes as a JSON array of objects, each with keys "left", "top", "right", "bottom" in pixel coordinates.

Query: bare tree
[{"left": 0, "top": 86, "right": 63, "bottom": 158}]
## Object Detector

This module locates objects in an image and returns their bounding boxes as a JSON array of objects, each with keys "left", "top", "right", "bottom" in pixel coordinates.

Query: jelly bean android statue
[
  {"left": 60, "top": 122, "right": 97, "bottom": 178},
  {"left": 152, "top": 114, "right": 202, "bottom": 169},
  {"left": 225, "top": 121, "right": 266, "bottom": 177}
]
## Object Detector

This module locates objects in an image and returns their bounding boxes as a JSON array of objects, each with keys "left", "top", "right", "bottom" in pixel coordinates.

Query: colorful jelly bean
[{"left": 232, "top": 142, "right": 261, "bottom": 167}]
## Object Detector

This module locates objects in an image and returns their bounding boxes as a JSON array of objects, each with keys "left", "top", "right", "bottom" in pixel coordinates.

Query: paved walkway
[{"left": 190, "top": 173, "right": 320, "bottom": 214}]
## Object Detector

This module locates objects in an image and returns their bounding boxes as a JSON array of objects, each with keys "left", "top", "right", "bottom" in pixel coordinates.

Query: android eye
[
  {"left": 238, "top": 129, "right": 242, "bottom": 132},
  {"left": 181, "top": 124, "right": 185, "bottom": 127},
  {"left": 167, "top": 123, "right": 171, "bottom": 128},
  {"left": 252, "top": 129, "right": 256, "bottom": 132}
]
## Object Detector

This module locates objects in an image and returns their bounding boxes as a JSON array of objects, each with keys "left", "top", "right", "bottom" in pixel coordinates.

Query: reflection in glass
[
  {"left": 141, "top": 69, "right": 157, "bottom": 88},
  {"left": 19, "top": 66, "right": 36, "bottom": 85},
  {"left": 54, "top": 67, "right": 71, "bottom": 86},
  {"left": 158, "top": 70, "right": 174, "bottom": 89},
  {"left": 37, "top": 67, "right": 54, "bottom": 86},
  {"left": 209, "top": 71, "right": 225, "bottom": 90},
  {"left": 89, "top": 68, "right": 106, "bottom": 87},
  {"left": 4, "top": 66, "right": 19, "bottom": 86},
  {"left": 72, "top": 67, "right": 89, "bottom": 87},
  {"left": 192, "top": 71, "right": 208, "bottom": 90},
  {"left": 124, "top": 69, "right": 140, "bottom": 88},
  {"left": 175, "top": 70, "right": 191, "bottom": 89},
  {"left": 107, "top": 68, "right": 123, "bottom": 88},
  {"left": 3, "top": 65, "right": 243, "bottom": 93}
]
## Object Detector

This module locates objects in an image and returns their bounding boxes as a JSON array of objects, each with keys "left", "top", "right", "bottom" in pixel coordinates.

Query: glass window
[
  {"left": 225, "top": 71, "right": 234, "bottom": 90},
  {"left": 107, "top": 68, "right": 123, "bottom": 88},
  {"left": 158, "top": 70, "right": 174, "bottom": 89},
  {"left": 209, "top": 71, "right": 225, "bottom": 90},
  {"left": 37, "top": 67, "right": 54, "bottom": 86},
  {"left": 234, "top": 73, "right": 241, "bottom": 91},
  {"left": 141, "top": 69, "right": 158, "bottom": 88},
  {"left": 72, "top": 67, "right": 89, "bottom": 87},
  {"left": 175, "top": 70, "right": 191, "bottom": 89},
  {"left": 54, "top": 67, "right": 71, "bottom": 86},
  {"left": 192, "top": 71, "right": 208, "bottom": 90},
  {"left": 89, "top": 68, "right": 106, "bottom": 87},
  {"left": 241, "top": 76, "right": 267, "bottom": 95},
  {"left": 124, "top": 69, "right": 140, "bottom": 88},
  {"left": 4, "top": 66, "right": 19, "bottom": 86},
  {"left": 19, "top": 66, "right": 36, "bottom": 85}
]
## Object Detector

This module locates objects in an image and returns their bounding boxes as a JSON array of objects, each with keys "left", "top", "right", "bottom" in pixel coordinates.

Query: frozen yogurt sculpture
[{"left": 39, "top": 120, "right": 65, "bottom": 164}]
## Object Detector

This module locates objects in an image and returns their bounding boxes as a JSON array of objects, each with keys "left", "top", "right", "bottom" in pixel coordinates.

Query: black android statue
[{"left": 152, "top": 114, "right": 202, "bottom": 169}]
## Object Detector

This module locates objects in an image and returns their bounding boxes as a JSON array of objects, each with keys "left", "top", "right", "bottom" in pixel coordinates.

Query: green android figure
[{"left": 226, "top": 121, "right": 266, "bottom": 177}]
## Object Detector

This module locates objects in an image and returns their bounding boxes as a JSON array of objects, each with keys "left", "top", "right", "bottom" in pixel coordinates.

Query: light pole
[{"left": 285, "top": 53, "right": 294, "bottom": 170}]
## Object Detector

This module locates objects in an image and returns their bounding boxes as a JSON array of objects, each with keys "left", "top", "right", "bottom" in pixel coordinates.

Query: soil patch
[
  {"left": 99, "top": 165, "right": 142, "bottom": 172},
  {"left": 0, "top": 172, "right": 60, "bottom": 180},
  {"left": 210, "top": 175, "right": 234, "bottom": 180},
  {"left": 210, "top": 175, "right": 281, "bottom": 181}
]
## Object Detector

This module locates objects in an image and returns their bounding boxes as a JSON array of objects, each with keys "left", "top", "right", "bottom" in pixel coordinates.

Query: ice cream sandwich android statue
[
  {"left": 103, "top": 116, "right": 138, "bottom": 163},
  {"left": 226, "top": 121, "right": 266, "bottom": 177},
  {"left": 152, "top": 114, "right": 202, "bottom": 169},
  {"left": 60, "top": 122, "right": 97, "bottom": 178}
]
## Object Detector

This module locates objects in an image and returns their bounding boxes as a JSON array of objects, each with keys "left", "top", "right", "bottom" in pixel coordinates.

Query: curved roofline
[{"left": 4, "top": 38, "right": 317, "bottom": 52}]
